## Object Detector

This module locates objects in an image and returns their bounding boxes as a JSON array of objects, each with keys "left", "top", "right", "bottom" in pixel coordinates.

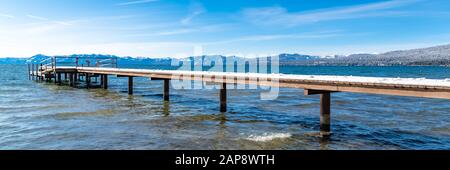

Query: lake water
[{"left": 0, "top": 64, "right": 449, "bottom": 149}]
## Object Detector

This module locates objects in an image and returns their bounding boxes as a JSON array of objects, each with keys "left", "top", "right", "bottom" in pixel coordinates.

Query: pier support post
[
  {"left": 57, "top": 73, "right": 62, "bottom": 85},
  {"left": 304, "top": 89, "right": 333, "bottom": 136},
  {"left": 31, "top": 64, "right": 34, "bottom": 80},
  {"left": 36, "top": 64, "right": 40, "bottom": 81},
  {"left": 102, "top": 75, "right": 108, "bottom": 89},
  {"left": 220, "top": 83, "right": 227, "bottom": 112},
  {"left": 100, "top": 74, "right": 104, "bottom": 87},
  {"left": 74, "top": 73, "right": 78, "bottom": 83},
  {"left": 163, "top": 79, "right": 170, "bottom": 101},
  {"left": 320, "top": 92, "right": 331, "bottom": 135},
  {"left": 28, "top": 64, "right": 31, "bottom": 80},
  {"left": 128, "top": 76, "right": 134, "bottom": 95},
  {"left": 69, "top": 73, "right": 74, "bottom": 87},
  {"left": 86, "top": 74, "right": 90, "bottom": 88}
]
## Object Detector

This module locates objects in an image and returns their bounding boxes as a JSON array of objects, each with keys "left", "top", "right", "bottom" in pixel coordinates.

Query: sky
[{"left": 1, "top": 0, "right": 450, "bottom": 58}]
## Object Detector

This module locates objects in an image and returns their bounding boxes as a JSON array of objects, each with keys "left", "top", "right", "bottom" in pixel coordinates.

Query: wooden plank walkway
[{"left": 45, "top": 66, "right": 450, "bottom": 99}]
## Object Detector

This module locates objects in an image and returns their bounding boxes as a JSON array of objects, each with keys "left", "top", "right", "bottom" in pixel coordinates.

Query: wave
[{"left": 245, "top": 133, "right": 292, "bottom": 142}]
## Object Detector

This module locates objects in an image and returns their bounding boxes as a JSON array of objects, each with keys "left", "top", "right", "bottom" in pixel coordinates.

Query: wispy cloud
[
  {"left": 116, "top": 0, "right": 159, "bottom": 6},
  {"left": 206, "top": 31, "right": 360, "bottom": 45},
  {"left": 27, "top": 14, "right": 72, "bottom": 25},
  {"left": 180, "top": 2, "right": 206, "bottom": 25},
  {"left": 25, "top": 14, "right": 78, "bottom": 34},
  {"left": 24, "top": 13, "right": 141, "bottom": 34},
  {"left": 27, "top": 14, "right": 50, "bottom": 21},
  {"left": 124, "top": 24, "right": 225, "bottom": 37},
  {"left": 0, "top": 13, "right": 15, "bottom": 19},
  {"left": 127, "top": 28, "right": 197, "bottom": 37},
  {"left": 242, "top": 0, "right": 420, "bottom": 26}
]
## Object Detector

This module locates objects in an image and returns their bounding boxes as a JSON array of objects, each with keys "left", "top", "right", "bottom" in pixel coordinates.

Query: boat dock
[{"left": 27, "top": 56, "right": 450, "bottom": 136}]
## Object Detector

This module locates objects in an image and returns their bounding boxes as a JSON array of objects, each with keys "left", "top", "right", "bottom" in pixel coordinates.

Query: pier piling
[
  {"left": 86, "top": 74, "right": 91, "bottom": 88},
  {"left": 30, "top": 64, "right": 34, "bottom": 80},
  {"left": 102, "top": 75, "right": 108, "bottom": 89},
  {"left": 220, "top": 83, "right": 227, "bottom": 112},
  {"left": 57, "top": 73, "right": 62, "bottom": 85},
  {"left": 128, "top": 76, "right": 133, "bottom": 95},
  {"left": 74, "top": 73, "right": 78, "bottom": 83},
  {"left": 320, "top": 92, "right": 331, "bottom": 135},
  {"left": 35, "top": 64, "right": 39, "bottom": 81},
  {"left": 305, "top": 89, "right": 332, "bottom": 135},
  {"left": 69, "top": 73, "right": 74, "bottom": 87},
  {"left": 28, "top": 64, "right": 31, "bottom": 80},
  {"left": 164, "top": 79, "right": 170, "bottom": 101}
]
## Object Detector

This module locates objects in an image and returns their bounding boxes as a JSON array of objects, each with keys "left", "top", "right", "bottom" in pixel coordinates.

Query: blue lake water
[{"left": 0, "top": 64, "right": 449, "bottom": 149}]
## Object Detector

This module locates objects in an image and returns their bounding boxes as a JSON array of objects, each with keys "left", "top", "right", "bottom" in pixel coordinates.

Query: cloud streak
[
  {"left": 126, "top": 28, "right": 197, "bottom": 37},
  {"left": 27, "top": 14, "right": 50, "bottom": 21},
  {"left": 116, "top": 0, "right": 159, "bottom": 6},
  {"left": 27, "top": 14, "right": 73, "bottom": 25},
  {"left": 0, "top": 13, "right": 14, "bottom": 19},
  {"left": 124, "top": 24, "right": 225, "bottom": 37},
  {"left": 206, "top": 31, "right": 350, "bottom": 45},
  {"left": 180, "top": 2, "right": 206, "bottom": 25},
  {"left": 242, "top": 0, "right": 420, "bottom": 26},
  {"left": 25, "top": 14, "right": 80, "bottom": 34}
]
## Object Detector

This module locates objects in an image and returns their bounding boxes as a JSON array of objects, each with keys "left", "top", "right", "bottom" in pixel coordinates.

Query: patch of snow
[{"left": 76, "top": 67, "right": 450, "bottom": 88}]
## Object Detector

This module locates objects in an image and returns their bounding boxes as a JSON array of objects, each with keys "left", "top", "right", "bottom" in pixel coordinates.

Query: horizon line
[{"left": 0, "top": 43, "right": 449, "bottom": 59}]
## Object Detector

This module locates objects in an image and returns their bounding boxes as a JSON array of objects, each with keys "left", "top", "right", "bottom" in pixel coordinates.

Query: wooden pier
[{"left": 27, "top": 56, "right": 450, "bottom": 136}]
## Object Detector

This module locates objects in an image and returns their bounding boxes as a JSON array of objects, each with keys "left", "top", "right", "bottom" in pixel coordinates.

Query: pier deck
[
  {"left": 41, "top": 66, "right": 450, "bottom": 99},
  {"left": 27, "top": 56, "right": 450, "bottom": 136}
]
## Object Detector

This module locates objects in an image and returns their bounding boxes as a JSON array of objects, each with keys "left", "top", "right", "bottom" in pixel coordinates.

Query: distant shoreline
[
  {"left": 2, "top": 42, "right": 450, "bottom": 67},
  {"left": 1, "top": 62, "right": 448, "bottom": 67}
]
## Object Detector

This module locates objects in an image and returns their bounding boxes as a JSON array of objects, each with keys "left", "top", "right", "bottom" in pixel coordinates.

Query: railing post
[{"left": 51, "top": 57, "right": 54, "bottom": 69}]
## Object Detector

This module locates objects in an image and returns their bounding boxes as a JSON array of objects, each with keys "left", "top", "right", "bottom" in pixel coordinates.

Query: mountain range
[
  {"left": 311, "top": 44, "right": 450, "bottom": 66},
  {"left": 1, "top": 44, "right": 450, "bottom": 66}
]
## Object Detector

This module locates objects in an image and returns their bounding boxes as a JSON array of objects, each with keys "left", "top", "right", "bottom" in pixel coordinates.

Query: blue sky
[{"left": 1, "top": 0, "right": 450, "bottom": 58}]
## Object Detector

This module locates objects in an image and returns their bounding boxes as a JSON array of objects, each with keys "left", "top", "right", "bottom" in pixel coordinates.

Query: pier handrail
[
  {"left": 28, "top": 55, "right": 118, "bottom": 80},
  {"left": 39, "top": 57, "right": 54, "bottom": 71},
  {"left": 33, "top": 56, "right": 118, "bottom": 70}
]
